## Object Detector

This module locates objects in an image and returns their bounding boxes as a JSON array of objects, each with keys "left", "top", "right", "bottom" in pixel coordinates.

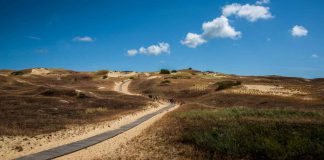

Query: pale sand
[
  {"left": 107, "top": 71, "right": 137, "bottom": 78},
  {"left": 56, "top": 103, "right": 180, "bottom": 160},
  {"left": 97, "top": 86, "right": 106, "bottom": 90},
  {"left": 228, "top": 84, "right": 306, "bottom": 97},
  {"left": 114, "top": 80, "right": 139, "bottom": 95},
  {"left": 30, "top": 68, "right": 51, "bottom": 75},
  {"left": 147, "top": 75, "right": 161, "bottom": 80}
]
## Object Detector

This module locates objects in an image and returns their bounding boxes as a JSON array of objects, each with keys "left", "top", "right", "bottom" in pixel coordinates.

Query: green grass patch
[{"left": 176, "top": 107, "right": 324, "bottom": 159}]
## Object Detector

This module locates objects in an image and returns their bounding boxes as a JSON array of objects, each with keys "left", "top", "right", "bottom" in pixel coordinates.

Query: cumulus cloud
[
  {"left": 202, "top": 16, "right": 241, "bottom": 39},
  {"left": 256, "top": 0, "right": 270, "bottom": 5},
  {"left": 127, "top": 49, "right": 138, "bottom": 56},
  {"left": 222, "top": 3, "right": 273, "bottom": 22},
  {"left": 73, "top": 36, "right": 94, "bottom": 42},
  {"left": 127, "top": 42, "right": 170, "bottom": 56},
  {"left": 181, "top": 33, "right": 207, "bottom": 48},
  {"left": 291, "top": 25, "right": 308, "bottom": 37},
  {"left": 181, "top": 2, "right": 273, "bottom": 48},
  {"left": 181, "top": 16, "right": 241, "bottom": 48}
]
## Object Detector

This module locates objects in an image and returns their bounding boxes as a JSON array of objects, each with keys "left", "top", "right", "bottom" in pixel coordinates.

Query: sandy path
[
  {"left": 14, "top": 80, "right": 178, "bottom": 160},
  {"left": 55, "top": 80, "right": 179, "bottom": 160},
  {"left": 54, "top": 80, "right": 179, "bottom": 160},
  {"left": 56, "top": 103, "right": 179, "bottom": 160},
  {"left": 114, "top": 79, "right": 137, "bottom": 95}
]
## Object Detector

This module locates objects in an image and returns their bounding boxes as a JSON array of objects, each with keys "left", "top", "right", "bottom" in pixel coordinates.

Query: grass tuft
[{"left": 85, "top": 107, "right": 109, "bottom": 114}]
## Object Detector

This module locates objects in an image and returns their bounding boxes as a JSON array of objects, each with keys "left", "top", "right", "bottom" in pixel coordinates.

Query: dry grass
[
  {"left": 111, "top": 103, "right": 324, "bottom": 160},
  {"left": 85, "top": 107, "right": 109, "bottom": 114},
  {"left": 0, "top": 71, "right": 149, "bottom": 136},
  {"left": 122, "top": 73, "right": 324, "bottom": 160}
]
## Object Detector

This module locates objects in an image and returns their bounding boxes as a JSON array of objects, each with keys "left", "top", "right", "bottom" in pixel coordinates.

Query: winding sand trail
[{"left": 16, "top": 80, "right": 178, "bottom": 160}]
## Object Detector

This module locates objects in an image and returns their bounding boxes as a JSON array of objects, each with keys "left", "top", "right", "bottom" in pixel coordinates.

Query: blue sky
[{"left": 0, "top": 0, "right": 323, "bottom": 78}]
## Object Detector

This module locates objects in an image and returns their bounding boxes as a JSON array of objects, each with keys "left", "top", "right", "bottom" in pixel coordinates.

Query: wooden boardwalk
[{"left": 16, "top": 103, "right": 175, "bottom": 160}]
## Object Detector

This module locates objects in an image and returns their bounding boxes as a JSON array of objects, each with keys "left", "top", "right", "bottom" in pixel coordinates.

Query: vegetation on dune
[
  {"left": 213, "top": 80, "right": 242, "bottom": 91},
  {"left": 160, "top": 69, "right": 171, "bottom": 74},
  {"left": 85, "top": 107, "right": 109, "bottom": 114},
  {"left": 10, "top": 69, "right": 31, "bottom": 76},
  {"left": 0, "top": 72, "right": 149, "bottom": 136},
  {"left": 95, "top": 70, "right": 108, "bottom": 76},
  {"left": 160, "top": 80, "right": 171, "bottom": 85},
  {"left": 175, "top": 107, "right": 324, "bottom": 160}
]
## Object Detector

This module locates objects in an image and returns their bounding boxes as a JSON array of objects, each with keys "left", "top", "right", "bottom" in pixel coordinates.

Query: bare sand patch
[
  {"left": 107, "top": 71, "right": 137, "bottom": 78},
  {"left": 30, "top": 68, "right": 51, "bottom": 75},
  {"left": 97, "top": 86, "right": 106, "bottom": 90},
  {"left": 229, "top": 84, "right": 306, "bottom": 97},
  {"left": 147, "top": 75, "right": 161, "bottom": 80}
]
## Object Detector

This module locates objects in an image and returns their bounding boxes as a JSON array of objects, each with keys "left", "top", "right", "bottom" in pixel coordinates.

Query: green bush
[
  {"left": 171, "top": 70, "right": 178, "bottom": 73},
  {"left": 214, "top": 80, "right": 241, "bottom": 91},
  {"left": 129, "top": 76, "right": 135, "bottom": 79},
  {"left": 160, "top": 69, "right": 170, "bottom": 74}
]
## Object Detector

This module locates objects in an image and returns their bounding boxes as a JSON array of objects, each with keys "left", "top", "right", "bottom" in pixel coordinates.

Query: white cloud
[
  {"left": 127, "top": 42, "right": 170, "bottom": 56},
  {"left": 222, "top": 3, "right": 273, "bottom": 22},
  {"left": 181, "top": 2, "right": 273, "bottom": 48},
  {"left": 291, "top": 25, "right": 308, "bottom": 37},
  {"left": 140, "top": 42, "right": 170, "bottom": 55},
  {"left": 202, "top": 16, "right": 241, "bottom": 39},
  {"left": 181, "top": 16, "right": 241, "bottom": 48},
  {"left": 256, "top": 0, "right": 270, "bottom": 5},
  {"left": 180, "top": 33, "right": 207, "bottom": 48},
  {"left": 127, "top": 49, "right": 138, "bottom": 56},
  {"left": 311, "top": 54, "right": 319, "bottom": 58},
  {"left": 73, "top": 36, "right": 94, "bottom": 42}
]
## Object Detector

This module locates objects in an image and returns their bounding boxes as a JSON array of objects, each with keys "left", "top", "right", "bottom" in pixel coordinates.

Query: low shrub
[
  {"left": 96, "top": 70, "right": 108, "bottom": 76},
  {"left": 160, "top": 80, "right": 171, "bottom": 84},
  {"left": 40, "top": 88, "right": 76, "bottom": 97},
  {"left": 10, "top": 69, "right": 30, "bottom": 76},
  {"left": 171, "top": 70, "right": 178, "bottom": 73},
  {"left": 160, "top": 69, "right": 170, "bottom": 74},
  {"left": 213, "top": 80, "right": 241, "bottom": 91}
]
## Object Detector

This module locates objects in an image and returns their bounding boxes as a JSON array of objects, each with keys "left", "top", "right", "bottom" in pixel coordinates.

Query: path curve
[{"left": 16, "top": 80, "right": 176, "bottom": 160}]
